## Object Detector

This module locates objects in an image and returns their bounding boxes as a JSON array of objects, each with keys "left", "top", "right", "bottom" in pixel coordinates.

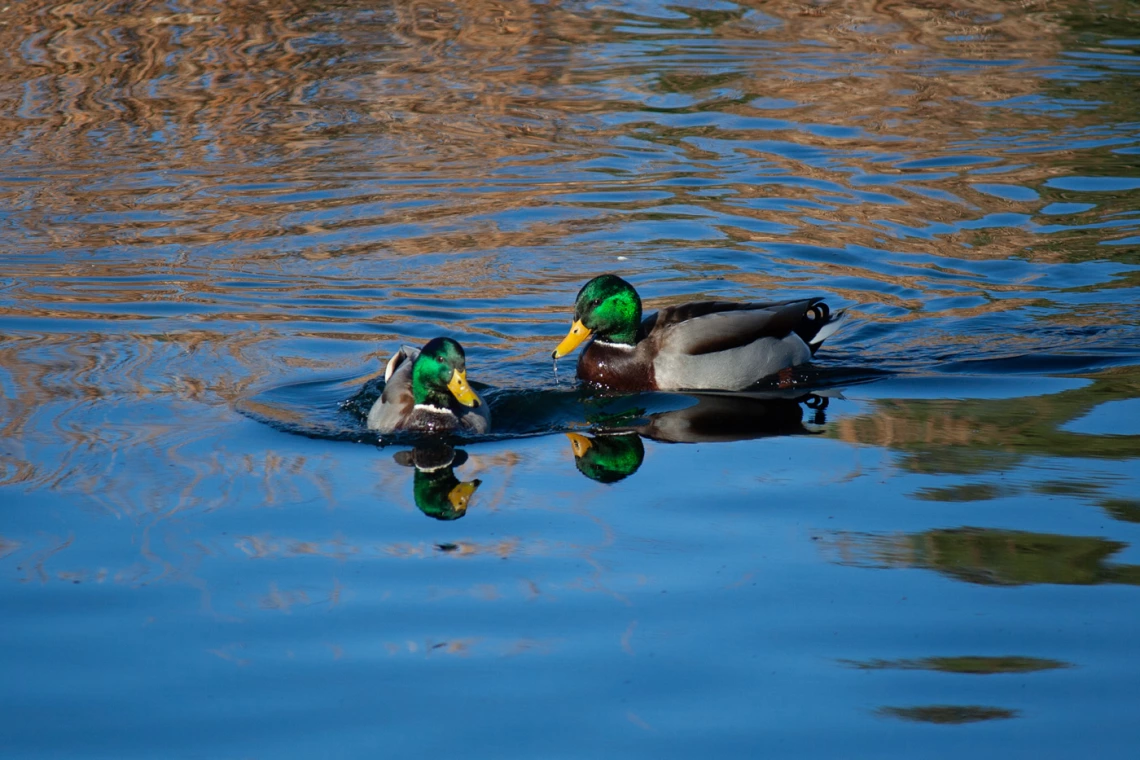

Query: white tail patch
[
  {"left": 810, "top": 310, "right": 847, "bottom": 345},
  {"left": 384, "top": 345, "right": 419, "bottom": 382},
  {"left": 384, "top": 353, "right": 403, "bottom": 382}
]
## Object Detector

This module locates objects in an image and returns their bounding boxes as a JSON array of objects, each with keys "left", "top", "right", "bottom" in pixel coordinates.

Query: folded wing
[{"left": 653, "top": 299, "right": 826, "bottom": 356}]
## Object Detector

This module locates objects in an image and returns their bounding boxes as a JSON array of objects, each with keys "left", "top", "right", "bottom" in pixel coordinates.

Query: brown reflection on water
[
  {"left": 0, "top": 535, "right": 21, "bottom": 561},
  {"left": 0, "top": 0, "right": 1132, "bottom": 256},
  {"left": 0, "top": 0, "right": 1131, "bottom": 325}
]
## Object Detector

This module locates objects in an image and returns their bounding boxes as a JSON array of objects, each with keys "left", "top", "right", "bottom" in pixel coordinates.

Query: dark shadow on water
[
  {"left": 567, "top": 390, "right": 834, "bottom": 483},
  {"left": 936, "top": 352, "right": 1140, "bottom": 376},
  {"left": 233, "top": 367, "right": 886, "bottom": 518},
  {"left": 842, "top": 656, "right": 1071, "bottom": 675},
  {"left": 234, "top": 364, "right": 884, "bottom": 449},
  {"left": 234, "top": 372, "right": 598, "bottom": 446},
  {"left": 877, "top": 705, "right": 1019, "bottom": 724}
]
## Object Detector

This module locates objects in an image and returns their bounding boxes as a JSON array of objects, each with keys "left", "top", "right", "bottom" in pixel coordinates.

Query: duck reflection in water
[
  {"left": 393, "top": 444, "right": 481, "bottom": 520},
  {"left": 567, "top": 392, "right": 830, "bottom": 483},
  {"left": 567, "top": 433, "right": 646, "bottom": 483}
]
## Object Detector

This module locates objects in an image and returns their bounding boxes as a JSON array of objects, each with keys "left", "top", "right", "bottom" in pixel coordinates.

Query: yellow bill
[
  {"left": 565, "top": 432, "right": 593, "bottom": 458},
  {"left": 447, "top": 369, "right": 479, "bottom": 407},
  {"left": 448, "top": 480, "right": 480, "bottom": 514},
  {"left": 553, "top": 319, "right": 592, "bottom": 358}
]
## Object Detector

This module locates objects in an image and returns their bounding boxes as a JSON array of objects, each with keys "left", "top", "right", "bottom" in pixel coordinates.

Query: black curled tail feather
[
  {"left": 792, "top": 299, "right": 828, "bottom": 344},
  {"left": 794, "top": 300, "right": 845, "bottom": 354}
]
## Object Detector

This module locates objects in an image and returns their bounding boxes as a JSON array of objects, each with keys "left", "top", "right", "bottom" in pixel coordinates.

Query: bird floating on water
[
  {"left": 367, "top": 337, "right": 491, "bottom": 434},
  {"left": 552, "top": 274, "right": 845, "bottom": 392}
]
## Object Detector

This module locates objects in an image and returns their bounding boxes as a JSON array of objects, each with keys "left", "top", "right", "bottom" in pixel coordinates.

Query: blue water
[{"left": 2, "top": 0, "right": 1140, "bottom": 757}]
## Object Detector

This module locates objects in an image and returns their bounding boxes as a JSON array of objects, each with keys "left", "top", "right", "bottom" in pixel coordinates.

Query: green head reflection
[
  {"left": 394, "top": 445, "right": 481, "bottom": 520},
  {"left": 566, "top": 432, "right": 645, "bottom": 483}
]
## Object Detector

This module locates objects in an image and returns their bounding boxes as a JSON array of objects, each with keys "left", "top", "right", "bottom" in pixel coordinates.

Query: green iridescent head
[
  {"left": 412, "top": 337, "right": 480, "bottom": 409},
  {"left": 566, "top": 432, "right": 645, "bottom": 483},
  {"left": 553, "top": 275, "right": 643, "bottom": 357}
]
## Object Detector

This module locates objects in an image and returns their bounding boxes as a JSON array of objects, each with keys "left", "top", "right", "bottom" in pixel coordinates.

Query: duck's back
[
  {"left": 367, "top": 350, "right": 417, "bottom": 432},
  {"left": 647, "top": 298, "right": 837, "bottom": 391}
]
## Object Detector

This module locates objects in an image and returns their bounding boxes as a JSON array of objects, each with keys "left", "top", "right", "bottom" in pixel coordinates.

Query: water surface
[{"left": 2, "top": 0, "right": 1140, "bottom": 757}]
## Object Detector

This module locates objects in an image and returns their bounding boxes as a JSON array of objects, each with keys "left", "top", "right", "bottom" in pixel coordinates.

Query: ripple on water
[{"left": 1, "top": 0, "right": 1140, "bottom": 757}]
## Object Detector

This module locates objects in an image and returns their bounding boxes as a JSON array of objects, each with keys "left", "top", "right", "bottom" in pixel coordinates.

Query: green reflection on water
[
  {"left": 1100, "top": 498, "right": 1140, "bottom": 523},
  {"left": 913, "top": 483, "right": 1016, "bottom": 502},
  {"left": 845, "top": 527, "right": 1140, "bottom": 587},
  {"left": 833, "top": 365, "right": 1140, "bottom": 476}
]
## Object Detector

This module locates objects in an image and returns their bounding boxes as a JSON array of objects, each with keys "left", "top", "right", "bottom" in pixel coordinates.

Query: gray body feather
[
  {"left": 653, "top": 332, "right": 812, "bottom": 391},
  {"left": 648, "top": 301, "right": 840, "bottom": 391}
]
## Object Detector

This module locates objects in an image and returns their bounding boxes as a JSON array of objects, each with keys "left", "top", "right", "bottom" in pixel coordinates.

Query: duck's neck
[
  {"left": 412, "top": 366, "right": 456, "bottom": 412},
  {"left": 600, "top": 323, "right": 639, "bottom": 346},
  {"left": 599, "top": 300, "right": 642, "bottom": 345}
]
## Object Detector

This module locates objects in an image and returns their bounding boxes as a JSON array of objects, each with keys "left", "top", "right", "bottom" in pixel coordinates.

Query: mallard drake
[
  {"left": 552, "top": 275, "right": 845, "bottom": 391},
  {"left": 367, "top": 337, "right": 491, "bottom": 434}
]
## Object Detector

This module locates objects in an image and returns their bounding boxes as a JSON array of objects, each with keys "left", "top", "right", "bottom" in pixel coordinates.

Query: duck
[
  {"left": 367, "top": 337, "right": 491, "bottom": 434},
  {"left": 552, "top": 274, "right": 845, "bottom": 392}
]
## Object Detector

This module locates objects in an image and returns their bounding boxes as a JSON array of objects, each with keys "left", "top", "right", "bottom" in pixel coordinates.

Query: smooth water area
[{"left": 2, "top": 0, "right": 1140, "bottom": 756}]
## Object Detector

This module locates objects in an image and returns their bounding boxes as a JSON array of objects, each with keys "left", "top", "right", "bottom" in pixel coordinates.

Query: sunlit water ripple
[{"left": 2, "top": 1, "right": 1140, "bottom": 757}]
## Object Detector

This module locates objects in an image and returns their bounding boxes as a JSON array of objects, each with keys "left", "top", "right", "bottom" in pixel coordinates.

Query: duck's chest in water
[
  {"left": 401, "top": 405, "right": 460, "bottom": 433},
  {"left": 577, "top": 342, "right": 655, "bottom": 392}
]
